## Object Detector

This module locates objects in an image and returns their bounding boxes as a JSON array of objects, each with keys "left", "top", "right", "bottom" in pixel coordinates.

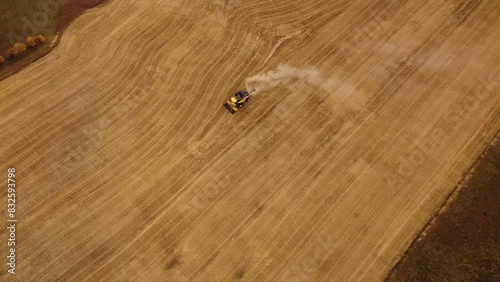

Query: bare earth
[
  {"left": 0, "top": 0, "right": 499, "bottom": 281},
  {"left": 387, "top": 135, "right": 500, "bottom": 281}
]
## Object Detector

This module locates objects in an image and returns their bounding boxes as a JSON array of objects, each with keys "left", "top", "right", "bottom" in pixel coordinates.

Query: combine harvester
[{"left": 224, "top": 89, "right": 255, "bottom": 114}]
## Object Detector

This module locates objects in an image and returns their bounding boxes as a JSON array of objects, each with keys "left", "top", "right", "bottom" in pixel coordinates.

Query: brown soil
[
  {"left": 386, "top": 134, "right": 500, "bottom": 281},
  {"left": 59, "top": 0, "right": 106, "bottom": 31},
  {"left": 0, "top": 48, "right": 53, "bottom": 81}
]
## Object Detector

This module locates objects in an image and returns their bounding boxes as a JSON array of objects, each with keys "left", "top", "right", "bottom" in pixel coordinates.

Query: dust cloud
[{"left": 245, "top": 64, "right": 323, "bottom": 95}]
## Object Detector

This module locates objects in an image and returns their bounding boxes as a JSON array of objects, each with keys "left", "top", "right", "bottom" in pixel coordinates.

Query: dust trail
[{"left": 245, "top": 64, "right": 323, "bottom": 95}]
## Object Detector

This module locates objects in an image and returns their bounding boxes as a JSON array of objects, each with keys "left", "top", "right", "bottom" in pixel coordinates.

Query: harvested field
[
  {"left": 387, "top": 135, "right": 500, "bottom": 281},
  {"left": 0, "top": 0, "right": 499, "bottom": 281}
]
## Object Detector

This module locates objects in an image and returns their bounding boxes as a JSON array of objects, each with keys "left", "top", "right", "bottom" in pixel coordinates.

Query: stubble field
[{"left": 0, "top": 0, "right": 498, "bottom": 281}]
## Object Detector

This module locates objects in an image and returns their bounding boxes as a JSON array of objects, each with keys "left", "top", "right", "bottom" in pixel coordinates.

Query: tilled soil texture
[
  {"left": 59, "top": 0, "right": 106, "bottom": 30},
  {"left": 387, "top": 136, "right": 500, "bottom": 282}
]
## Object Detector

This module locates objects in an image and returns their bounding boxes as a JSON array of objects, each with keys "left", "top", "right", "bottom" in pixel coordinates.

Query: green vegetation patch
[{"left": 0, "top": 0, "right": 61, "bottom": 79}]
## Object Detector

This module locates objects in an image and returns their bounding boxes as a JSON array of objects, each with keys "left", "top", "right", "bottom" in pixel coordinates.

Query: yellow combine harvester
[{"left": 224, "top": 89, "right": 255, "bottom": 114}]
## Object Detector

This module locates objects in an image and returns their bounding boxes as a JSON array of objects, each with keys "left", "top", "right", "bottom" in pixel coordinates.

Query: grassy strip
[
  {"left": 0, "top": 0, "right": 105, "bottom": 81},
  {"left": 0, "top": 0, "right": 60, "bottom": 80}
]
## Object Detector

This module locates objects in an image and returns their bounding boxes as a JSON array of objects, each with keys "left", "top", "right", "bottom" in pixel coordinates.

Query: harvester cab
[{"left": 224, "top": 89, "right": 255, "bottom": 114}]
